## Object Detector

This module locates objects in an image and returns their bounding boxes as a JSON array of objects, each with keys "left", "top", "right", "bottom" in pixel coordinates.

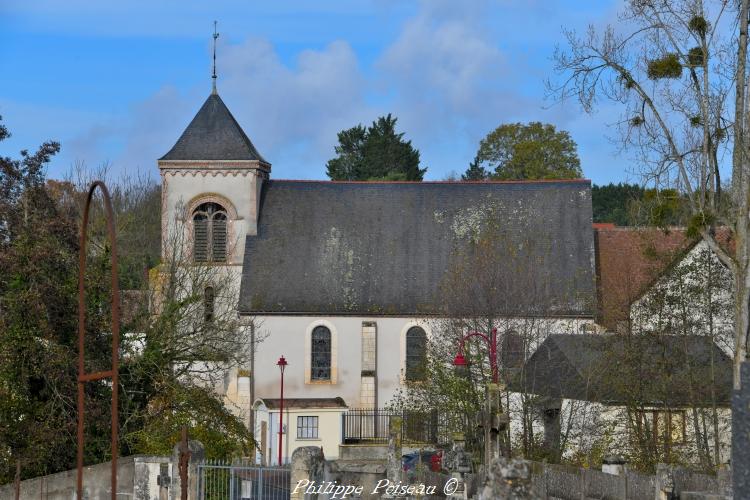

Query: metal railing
[
  {"left": 341, "top": 409, "right": 464, "bottom": 445},
  {"left": 196, "top": 459, "right": 290, "bottom": 500}
]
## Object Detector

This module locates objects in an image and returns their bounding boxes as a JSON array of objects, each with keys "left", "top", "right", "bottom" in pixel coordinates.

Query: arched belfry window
[
  {"left": 193, "top": 202, "right": 227, "bottom": 262},
  {"left": 405, "top": 326, "right": 427, "bottom": 381},
  {"left": 311, "top": 326, "right": 332, "bottom": 381}
]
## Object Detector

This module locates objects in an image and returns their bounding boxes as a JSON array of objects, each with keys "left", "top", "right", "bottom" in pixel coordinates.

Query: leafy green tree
[
  {"left": 475, "top": 122, "right": 582, "bottom": 180},
  {"left": 326, "top": 114, "right": 426, "bottom": 181},
  {"left": 592, "top": 183, "right": 645, "bottom": 225},
  {"left": 461, "top": 155, "right": 489, "bottom": 181}
]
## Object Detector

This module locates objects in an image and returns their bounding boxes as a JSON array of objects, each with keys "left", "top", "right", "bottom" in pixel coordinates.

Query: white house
[{"left": 158, "top": 89, "right": 599, "bottom": 464}]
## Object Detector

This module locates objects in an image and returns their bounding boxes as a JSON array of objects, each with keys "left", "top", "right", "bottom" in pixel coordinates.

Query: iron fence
[
  {"left": 196, "top": 459, "right": 290, "bottom": 500},
  {"left": 342, "top": 409, "right": 465, "bottom": 445}
]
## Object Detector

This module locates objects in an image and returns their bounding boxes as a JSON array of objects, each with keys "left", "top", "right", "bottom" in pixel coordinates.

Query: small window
[
  {"left": 297, "top": 416, "right": 319, "bottom": 439},
  {"left": 311, "top": 326, "right": 331, "bottom": 381},
  {"left": 192, "top": 202, "right": 228, "bottom": 263},
  {"left": 204, "top": 287, "right": 215, "bottom": 323},
  {"left": 405, "top": 326, "right": 427, "bottom": 381}
]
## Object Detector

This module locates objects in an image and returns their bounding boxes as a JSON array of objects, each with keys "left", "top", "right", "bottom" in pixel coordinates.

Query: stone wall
[{"left": 0, "top": 455, "right": 170, "bottom": 500}]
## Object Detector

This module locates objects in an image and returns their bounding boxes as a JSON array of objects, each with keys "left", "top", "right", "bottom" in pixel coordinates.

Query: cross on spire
[{"left": 212, "top": 21, "right": 219, "bottom": 95}]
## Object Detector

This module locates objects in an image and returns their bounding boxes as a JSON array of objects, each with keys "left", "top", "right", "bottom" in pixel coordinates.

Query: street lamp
[
  {"left": 452, "top": 328, "right": 505, "bottom": 469},
  {"left": 276, "top": 355, "right": 288, "bottom": 466},
  {"left": 452, "top": 328, "right": 499, "bottom": 383}
]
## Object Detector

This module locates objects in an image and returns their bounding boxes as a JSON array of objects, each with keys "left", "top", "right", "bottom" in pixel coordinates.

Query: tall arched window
[
  {"left": 311, "top": 326, "right": 332, "bottom": 381},
  {"left": 405, "top": 326, "right": 427, "bottom": 381},
  {"left": 193, "top": 202, "right": 227, "bottom": 262},
  {"left": 204, "top": 286, "right": 215, "bottom": 323}
]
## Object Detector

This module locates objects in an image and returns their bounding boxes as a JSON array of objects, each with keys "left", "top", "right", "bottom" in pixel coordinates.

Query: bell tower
[{"left": 158, "top": 92, "right": 270, "bottom": 265}]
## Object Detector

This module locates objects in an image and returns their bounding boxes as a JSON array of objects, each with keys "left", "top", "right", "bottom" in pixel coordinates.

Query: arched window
[
  {"left": 405, "top": 326, "right": 427, "bottom": 381},
  {"left": 501, "top": 331, "right": 524, "bottom": 371},
  {"left": 311, "top": 326, "right": 332, "bottom": 381},
  {"left": 193, "top": 202, "right": 228, "bottom": 262},
  {"left": 204, "top": 286, "right": 215, "bottom": 323}
]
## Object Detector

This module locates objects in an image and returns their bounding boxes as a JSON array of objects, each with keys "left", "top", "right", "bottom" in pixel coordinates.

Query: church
[{"left": 158, "top": 88, "right": 597, "bottom": 465}]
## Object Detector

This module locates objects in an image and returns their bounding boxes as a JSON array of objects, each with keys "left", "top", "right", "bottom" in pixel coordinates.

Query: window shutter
[
  {"left": 212, "top": 217, "right": 227, "bottom": 262},
  {"left": 193, "top": 217, "right": 209, "bottom": 262}
]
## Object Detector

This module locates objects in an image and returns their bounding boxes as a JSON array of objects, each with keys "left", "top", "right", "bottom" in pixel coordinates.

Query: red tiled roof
[{"left": 594, "top": 225, "right": 734, "bottom": 329}]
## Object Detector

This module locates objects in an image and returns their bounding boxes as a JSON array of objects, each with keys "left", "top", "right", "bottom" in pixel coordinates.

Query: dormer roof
[{"left": 160, "top": 93, "right": 269, "bottom": 164}]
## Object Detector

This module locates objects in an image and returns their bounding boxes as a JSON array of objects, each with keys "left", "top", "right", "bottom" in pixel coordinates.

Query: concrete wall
[{"left": 0, "top": 456, "right": 170, "bottom": 500}]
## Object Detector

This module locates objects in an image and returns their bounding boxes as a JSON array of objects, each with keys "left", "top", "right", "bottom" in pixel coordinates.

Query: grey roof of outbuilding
[
  {"left": 238, "top": 180, "right": 596, "bottom": 316},
  {"left": 510, "top": 334, "right": 733, "bottom": 406},
  {"left": 159, "top": 93, "right": 268, "bottom": 162}
]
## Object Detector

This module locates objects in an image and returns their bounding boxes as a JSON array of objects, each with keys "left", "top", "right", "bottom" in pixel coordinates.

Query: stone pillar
[
  {"left": 477, "top": 458, "right": 541, "bottom": 500},
  {"left": 654, "top": 463, "right": 674, "bottom": 500},
  {"left": 170, "top": 439, "right": 204, "bottom": 500},
  {"left": 386, "top": 416, "right": 402, "bottom": 484},
  {"left": 732, "top": 362, "right": 750, "bottom": 497},
  {"left": 290, "top": 446, "right": 325, "bottom": 500}
]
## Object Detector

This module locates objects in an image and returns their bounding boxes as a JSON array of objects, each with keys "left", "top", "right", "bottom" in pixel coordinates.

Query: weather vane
[{"left": 212, "top": 21, "right": 219, "bottom": 94}]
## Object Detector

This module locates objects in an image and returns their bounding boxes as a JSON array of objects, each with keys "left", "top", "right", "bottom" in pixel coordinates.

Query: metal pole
[
  {"left": 76, "top": 181, "right": 120, "bottom": 500},
  {"left": 278, "top": 367, "right": 284, "bottom": 466}
]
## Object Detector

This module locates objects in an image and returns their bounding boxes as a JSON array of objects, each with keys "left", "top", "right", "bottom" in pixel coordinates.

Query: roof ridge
[{"left": 268, "top": 179, "right": 591, "bottom": 185}]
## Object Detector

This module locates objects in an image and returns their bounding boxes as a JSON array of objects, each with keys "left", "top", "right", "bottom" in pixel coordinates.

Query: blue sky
[{"left": 0, "top": 0, "right": 638, "bottom": 184}]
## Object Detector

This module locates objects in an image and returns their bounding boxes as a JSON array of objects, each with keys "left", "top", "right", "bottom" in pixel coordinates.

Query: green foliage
[
  {"left": 690, "top": 115, "right": 702, "bottom": 127},
  {"left": 630, "top": 116, "right": 645, "bottom": 127},
  {"left": 326, "top": 114, "right": 426, "bottom": 181},
  {"left": 688, "top": 16, "right": 709, "bottom": 37},
  {"left": 475, "top": 122, "right": 582, "bottom": 180},
  {"left": 461, "top": 154, "right": 489, "bottom": 181},
  {"left": 647, "top": 53, "right": 683, "bottom": 80},
  {"left": 591, "top": 183, "right": 645, "bottom": 225},
  {"left": 687, "top": 47, "right": 705, "bottom": 67}
]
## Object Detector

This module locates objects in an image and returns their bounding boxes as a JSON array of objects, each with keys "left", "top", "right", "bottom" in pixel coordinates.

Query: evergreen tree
[
  {"left": 461, "top": 155, "right": 489, "bottom": 181},
  {"left": 326, "top": 114, "right": 426, "bottom": 181}
]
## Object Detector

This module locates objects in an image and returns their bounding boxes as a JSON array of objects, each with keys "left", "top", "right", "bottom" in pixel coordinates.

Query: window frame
[
  {"left": 296, "top": 416, "right": 319, "bottom": 439},
  {"left": 192, "top": 202, "right": 228, "bottom": 263},
  {"left": 310, "top": 326, "right": 332, "bottom": 381},
  {"left": 405, "top": 326, "right": 427, "bottom": 382}
]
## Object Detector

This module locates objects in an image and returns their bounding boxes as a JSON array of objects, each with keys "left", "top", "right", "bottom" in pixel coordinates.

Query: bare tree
[{"left": 551, "top": 0, "right": 750, "bottom": 388}]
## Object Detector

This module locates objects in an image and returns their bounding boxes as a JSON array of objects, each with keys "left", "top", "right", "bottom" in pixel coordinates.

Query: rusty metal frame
[{"left": 76, "top": 181, "right": 120, "bottom": 500}]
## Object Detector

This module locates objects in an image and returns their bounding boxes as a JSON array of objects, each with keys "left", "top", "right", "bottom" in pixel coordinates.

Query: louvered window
[
  {"left": 311, "top": 326, "right": 331, "bottom": 381},
  {"left": 192, "top": 202, "right": 228, "bottom": 263},
  {"left": 405, "top": 327, "right": 427, "bottom": 381}
]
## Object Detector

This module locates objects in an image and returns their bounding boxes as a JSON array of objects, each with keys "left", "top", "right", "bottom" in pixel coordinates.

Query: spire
[{"left": 212, "top": 21, "right": 219, "bottom": 95}]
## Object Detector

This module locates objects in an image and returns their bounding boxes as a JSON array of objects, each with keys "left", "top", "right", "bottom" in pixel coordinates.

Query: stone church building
[{"left": 158, "top": 90, "right": 597, "bottom": 464}]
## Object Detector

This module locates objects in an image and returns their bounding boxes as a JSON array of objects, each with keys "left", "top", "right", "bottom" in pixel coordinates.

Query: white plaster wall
[
  {"left": 630, "top": 241, "right": 734, "bottom": 356},
  {"left": 507, "top": 392, "right": 732, "bottom": 465},
  {"left": 250, "top": 316, "right": 593, "bottom": 409},
  {"left": 161, "top": 170, "right": 263, "bottom": 265}
]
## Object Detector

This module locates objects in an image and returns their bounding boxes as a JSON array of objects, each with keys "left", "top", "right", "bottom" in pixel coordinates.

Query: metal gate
[{"left": 196, "top": 459, "right": 290, "bottom": 500}]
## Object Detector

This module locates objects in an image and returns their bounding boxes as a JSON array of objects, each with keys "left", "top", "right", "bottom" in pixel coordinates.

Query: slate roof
[
  {"left": 238, "top": 180, "right": 596, "bottom": 316},
  {"left": 159, "top": 93, "right": 268, "bottom": 163},
  {"left": 511, "top": 334, "right": 733, "bottom": 406},
  {"left": 258, "top": 397, "right": 348, "bottom": 410}
]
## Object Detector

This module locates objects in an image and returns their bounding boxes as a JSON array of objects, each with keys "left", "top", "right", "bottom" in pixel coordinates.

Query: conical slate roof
[{"left": 160, "top": 93, "right": 268, "bottom": 163}]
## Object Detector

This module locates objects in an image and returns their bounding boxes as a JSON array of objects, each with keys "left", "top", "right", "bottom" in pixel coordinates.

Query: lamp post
[
  {"left": 276, "top": 355, "right": 288, "bottom": 466},
  {"left": 452, "top": 328, "right": 505, "bottom": 470},
  {"left": 452, "top": 328, "right": 499, "bottom": 384}
]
